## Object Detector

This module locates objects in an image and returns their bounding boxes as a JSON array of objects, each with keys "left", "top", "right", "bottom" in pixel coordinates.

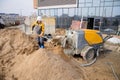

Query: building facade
[
  {"left": 33, "top": 0, "right": 38, "bottom": 9},
  {"left": 37, "top": 0, "right": 120, "bottom": 31}
]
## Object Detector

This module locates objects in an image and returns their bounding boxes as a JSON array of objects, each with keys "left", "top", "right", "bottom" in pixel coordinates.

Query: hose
[
  {"left": 80, "top": 47, "right": 99, "bottom": 67},
  {"left": 106, "top": 62, "right": 119, "bottom": 80},
  {"left": 80, "top": 58, "right": 97, "bottom": 67},
  {"left": 103, "top": 35, "right": 113, "bottom": 42}
]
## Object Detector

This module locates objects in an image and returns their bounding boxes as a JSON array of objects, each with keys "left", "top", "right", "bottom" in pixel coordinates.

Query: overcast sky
[{"left": 0, "top": 0, "right": 36, "bottom": 16}]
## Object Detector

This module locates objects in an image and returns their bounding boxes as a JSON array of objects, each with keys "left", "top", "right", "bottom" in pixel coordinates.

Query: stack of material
[
  {"left": 70, "top": 20, "right": 88, "bottom": 30},
  {"left": 42, "top": 17, "right": 56, "bottom": 35},
  {"left": 107, "top": 37, "right": 120, "bottom": 44},
  {"left": 55, "top": 28, "right": 66, "bottom": 35},
  {"left": 70, "top": 20, "right": 80, "bottom": 30},
  {"left": 81, "top": 21, "right": 88, "bottom": 29}
]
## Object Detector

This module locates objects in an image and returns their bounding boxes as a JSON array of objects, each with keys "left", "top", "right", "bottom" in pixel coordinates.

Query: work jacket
[{"left": 31, "top": 21, "right": 45, "bottom": 34}]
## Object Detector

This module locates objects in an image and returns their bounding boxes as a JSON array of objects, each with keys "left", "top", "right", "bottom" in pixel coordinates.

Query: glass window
[
  {"left": 105, "top": 2, "right": 113, "bottom": 6},
  {"left": 86, "top": 0, "right": 92, "bottom": 2},
  {"left": 79, "top": 0, "right": 84, "bottom": 3},
  {"left": 112, "top": 7, "right": 120, "bottom": 17},
  {"left": 105, "top": 0, "right": 113, "bottom": 1},
  {"left": 101, "top": 0, "right": 104, "bottom": 2},
  {"left": 63, "top": 8, "right": 69, "bottom": 15},
  {"left": 105, "top": 7, "right": 112, "bottom": 17},
  {"left": 69, "top": 8, "right": 75, "bottom": 17},
  {"left": 58, "top": 9, "right": 62, "bottom": 16},
  {"left": 50, "top": 9, "right": 55, "bottom": 16},
  {"left": 86, "top": 3, "right": 92, "bottom": 7},
  {"left": 100, "top": 2, "right": 104, "bottom": 7},
  {"left": 78, "top": 8, "right": 82, "bottom": 16},
  {"left": 79, "top": 3, "right": 84, "bottom": 7},
  {"left": 100, "top": 7, "right": 104, "bottom": 17},
  {"left": 75, "top": 8, "right": 78, "bottom": 15},
  {"left": 38, "top": 10, "right": 41, "bottom": 16},
  {"left": 46, "top": 9, "right": 50, "bottom": 16},
  {"left": 40, "top": 10, "right": 45, "bottom": 16},
  {"left": 114, "top": 1, "right": 120, "bottom": 6},
  {"left": 88, "top": 8, "right": 95, "bottom": 16},
  {"left": 101, "top": 7, "right": 112, "bottom": 17},
  {"left": 96, "top": 7, "right": 100, "bottom": 16},
  {"left": 54, "top": 9, "right": 58, "bottom": 16},
  {"left": 93, "top": 0, "right": 100, "bottom": 6},
  {"left": 102, "top": 8, "right": 107, "bottom": 17},
  {"left": 82, "top": 8, "right": 88, "bottom": 17}
]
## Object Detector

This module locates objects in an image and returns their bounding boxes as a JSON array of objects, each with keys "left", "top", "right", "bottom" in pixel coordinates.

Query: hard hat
[{"left": 37, "top": 16, "right": 42, "bottom": 21}]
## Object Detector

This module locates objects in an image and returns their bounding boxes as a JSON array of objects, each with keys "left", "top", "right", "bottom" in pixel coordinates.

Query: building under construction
[{"left": 34, "top": 0, "right": 120, "bottom": 31}]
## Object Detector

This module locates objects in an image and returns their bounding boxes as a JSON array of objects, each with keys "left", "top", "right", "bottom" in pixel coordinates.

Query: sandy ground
[{"left": 0, "top": 27, "right": 120, "bottom": 80}]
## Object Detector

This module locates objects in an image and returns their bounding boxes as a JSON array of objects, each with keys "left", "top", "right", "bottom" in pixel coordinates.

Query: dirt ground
[{"left": 0, "top": 28, "right": 120, "bottom": 80}]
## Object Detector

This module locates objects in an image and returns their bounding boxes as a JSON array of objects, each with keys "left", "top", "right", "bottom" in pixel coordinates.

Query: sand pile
[
  {"left": 10, "top": 49, "right": 86, "bottom": 80},
  {"left": 0, "top": 28, "right": 38, "bottom": 55},
  {"left": 0, "top": 28, "right": 38, "bottom": 79},
  {"left": 0, "top": 28, "right": 86, "bottom": 80}
]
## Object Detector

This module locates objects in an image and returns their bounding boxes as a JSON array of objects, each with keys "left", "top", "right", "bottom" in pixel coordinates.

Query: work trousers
[{"left": 37, "top": 37, "right": 44, "bottom": 48}]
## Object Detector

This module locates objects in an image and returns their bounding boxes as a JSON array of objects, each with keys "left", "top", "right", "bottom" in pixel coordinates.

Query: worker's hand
[
  {"left": 39, "top": 32, "right": 44, "bottom": 37},
  {"left": 39, "top": 34, "right": 43, "bottom": 37}
]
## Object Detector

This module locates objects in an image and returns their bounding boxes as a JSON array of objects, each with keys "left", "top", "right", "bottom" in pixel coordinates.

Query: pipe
[
  {"left": 80, "top": 58, "right": 97, "bottom": 67},
  {"left": 106, "top": 62, "right": 119, "bottom": 80}
]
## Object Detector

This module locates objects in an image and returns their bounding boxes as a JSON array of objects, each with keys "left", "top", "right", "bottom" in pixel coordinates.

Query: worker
[{"left": 31, "top": 16, "right": 45, "bottom": 48}]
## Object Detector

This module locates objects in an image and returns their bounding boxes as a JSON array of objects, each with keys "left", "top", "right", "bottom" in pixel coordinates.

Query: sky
[
  {"left": 0, "top": 0, "right": 36, "bottom": 16},
  {"left": 0, "top": 0, "right": 120, "bottom": 17}
]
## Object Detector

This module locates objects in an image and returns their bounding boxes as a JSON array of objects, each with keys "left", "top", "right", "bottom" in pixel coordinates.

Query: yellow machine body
[{"left": 83, "top": 29, "right": 103, "bottom": 45}]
